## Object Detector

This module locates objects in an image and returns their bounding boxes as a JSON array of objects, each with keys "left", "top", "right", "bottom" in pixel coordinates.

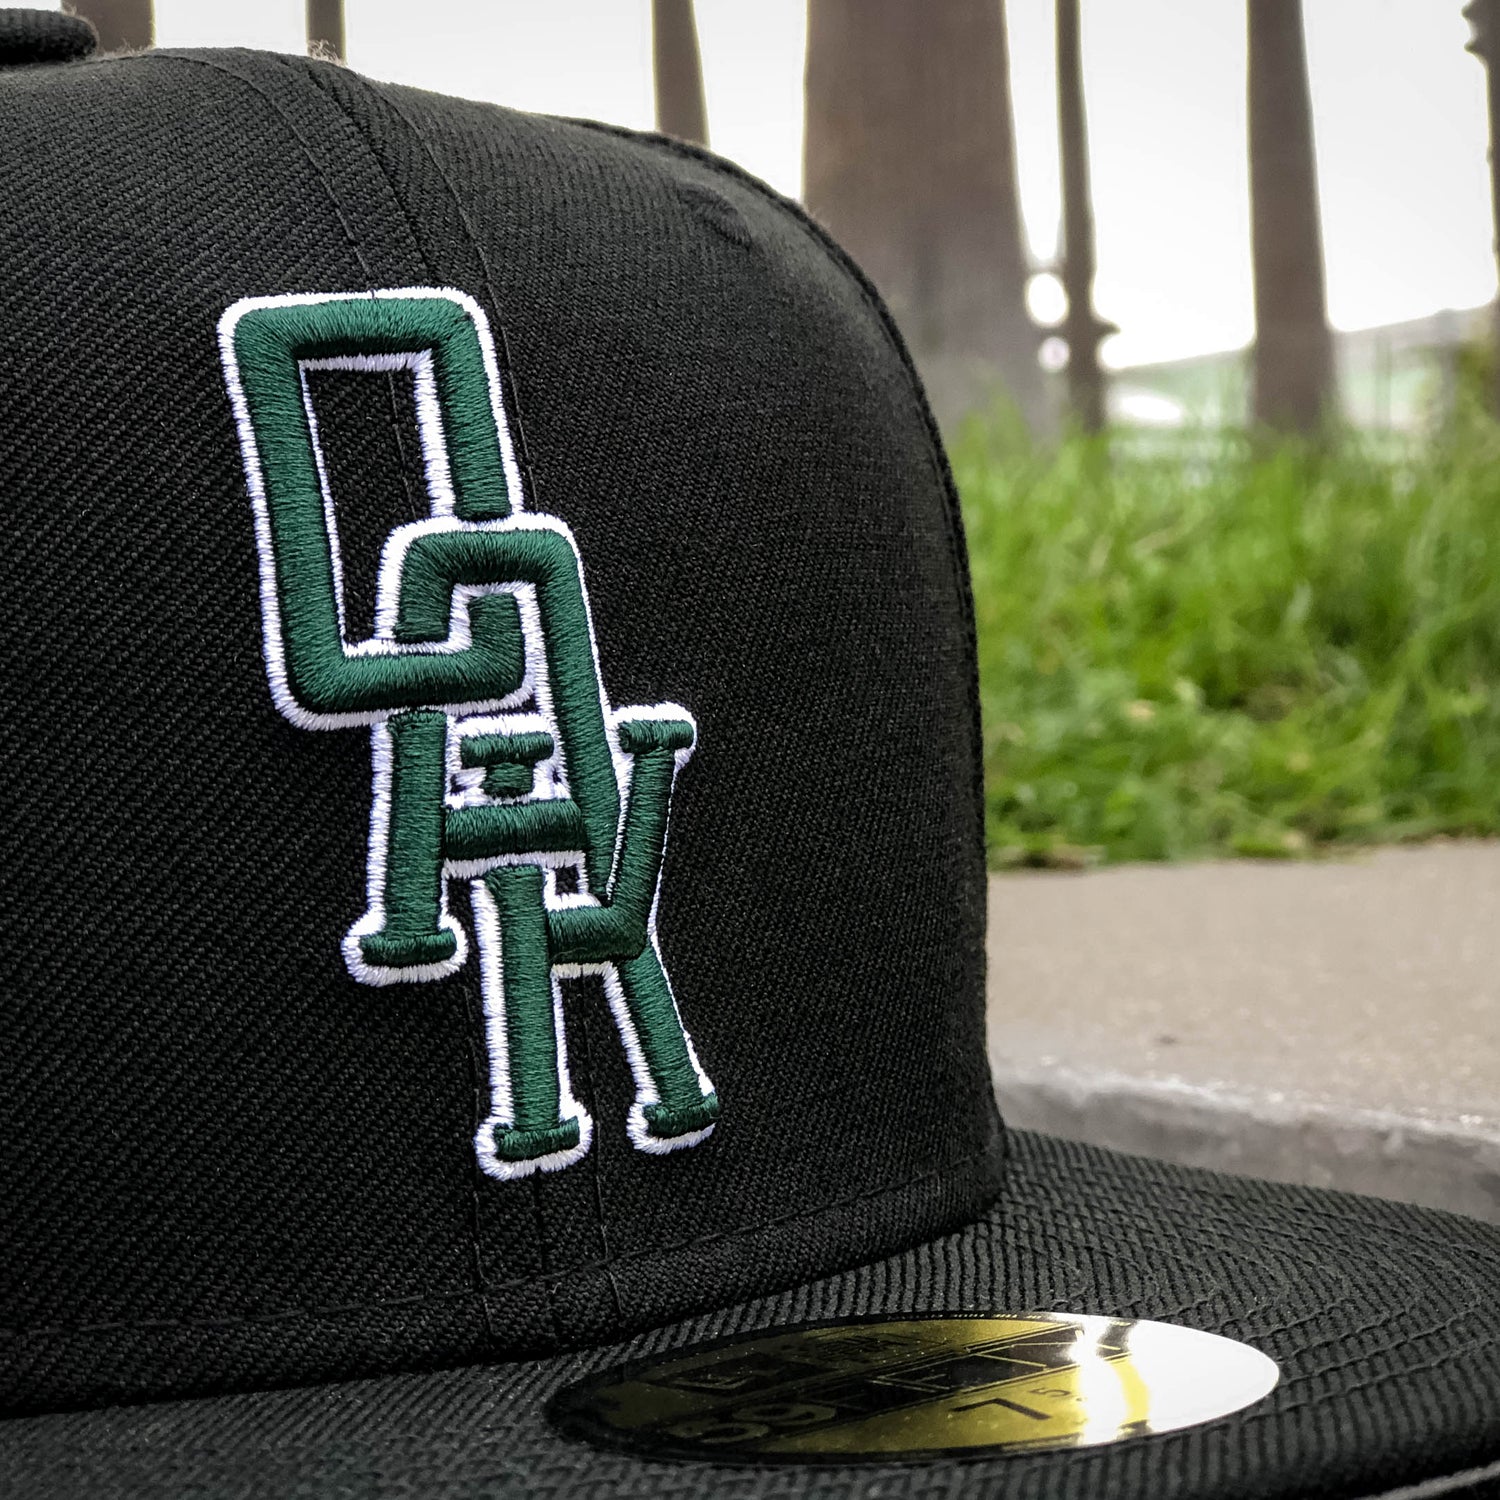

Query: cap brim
[{"left": 4, "top": 1130, "right": 1498, "bottom": 1499}]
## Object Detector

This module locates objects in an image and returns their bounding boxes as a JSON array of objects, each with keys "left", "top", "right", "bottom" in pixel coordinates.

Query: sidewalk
[{"left": 986, "top": 842, "right": 1500, "bottom": 1221}]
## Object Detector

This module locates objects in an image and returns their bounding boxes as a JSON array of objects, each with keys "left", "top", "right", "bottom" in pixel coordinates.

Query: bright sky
[{"left": 138, "top": 0, "right": 1499, "bottom": 369}]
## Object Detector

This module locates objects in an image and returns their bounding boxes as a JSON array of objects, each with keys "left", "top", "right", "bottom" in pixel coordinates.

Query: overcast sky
[{"left": 141, "top": 0, "right": 1498, "bottom": 369}]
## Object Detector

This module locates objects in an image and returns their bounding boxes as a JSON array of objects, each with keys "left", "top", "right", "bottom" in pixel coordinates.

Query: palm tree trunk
[
  {"left": 803, "top": 0, "right": 1044, "bottom": 433},
  {"left": 307, "top": 0, "right": 345, "bottom": 62},
  {"left": 64, "top": 0, "right": 151, "bottom": 53},
  {"left": 1056, "top": 0, "right": 1110, "bottom": 432},
  {"left": 652, "top": 0, "right": 709, "bottom": 147},
  {"left": 1464, "top": 0, "right": 1500, "bottom": 417},
  {"left": 1247, "top": 0, "right": 1336, "bottom": 434}
]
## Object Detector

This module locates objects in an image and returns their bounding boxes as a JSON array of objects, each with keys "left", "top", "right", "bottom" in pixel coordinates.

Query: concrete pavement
[{"left": 986, "top": 842, "right": 1500, "bottom": 1220}]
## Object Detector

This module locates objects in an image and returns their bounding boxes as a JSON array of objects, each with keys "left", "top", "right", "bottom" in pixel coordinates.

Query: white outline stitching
[{"left": 218, "top": 287, "right": 715, "bottom": 1181}]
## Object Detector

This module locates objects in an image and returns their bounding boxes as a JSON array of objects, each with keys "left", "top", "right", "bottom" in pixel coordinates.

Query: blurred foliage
[
  {"left": 1447, "top": 330, "right": 1498, "bottom": 432},
  {"left": 954, "top": 408, "right": 1500, "bottom": 867}
]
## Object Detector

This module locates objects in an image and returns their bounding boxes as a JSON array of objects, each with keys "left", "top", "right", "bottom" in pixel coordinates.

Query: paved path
[{"left": 986, "top": 842, "right": 1500, "bottom": 1220}]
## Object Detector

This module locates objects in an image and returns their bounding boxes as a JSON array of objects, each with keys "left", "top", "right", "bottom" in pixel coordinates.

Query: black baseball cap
[{"left": 2, "top": 11, "right": 1497, "bottom": 1497}]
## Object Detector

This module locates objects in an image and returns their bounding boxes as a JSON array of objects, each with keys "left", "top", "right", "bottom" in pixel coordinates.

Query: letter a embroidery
[{"left": 218, "top": 288, "right": 718, "bottom": 1179}]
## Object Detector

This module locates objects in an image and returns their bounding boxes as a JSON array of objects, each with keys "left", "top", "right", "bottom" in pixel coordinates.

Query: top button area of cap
[{"left": 0, "top": 8, "right": 97, "bottom": 67}]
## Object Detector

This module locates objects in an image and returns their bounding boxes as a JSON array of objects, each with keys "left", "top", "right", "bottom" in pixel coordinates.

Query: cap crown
[{"left": 0, "top": 45, "right": 1001, "bottom": 1413}]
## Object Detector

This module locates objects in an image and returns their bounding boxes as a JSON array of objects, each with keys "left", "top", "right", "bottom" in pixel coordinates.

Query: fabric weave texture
[
  {"left": 0, "top": 43, "right": 997, "bottom": 1410},
  {"left": 5, "top": 1134, "right": 1499, "bottom": 1499}
]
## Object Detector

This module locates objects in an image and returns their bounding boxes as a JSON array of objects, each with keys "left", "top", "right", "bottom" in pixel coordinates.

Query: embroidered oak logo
[{"left": 218, "top": 288, "right": 718, "bottom": 1180}]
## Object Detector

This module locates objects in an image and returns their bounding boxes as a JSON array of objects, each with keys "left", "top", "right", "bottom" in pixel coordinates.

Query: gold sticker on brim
[{"left": 549, "top": 1313, "right": 1279, "bottom": 1464}]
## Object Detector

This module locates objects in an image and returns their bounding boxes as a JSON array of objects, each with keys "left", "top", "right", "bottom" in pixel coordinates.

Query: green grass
[{"left": 954, "top": 414, "right": 1500, "bottom": 867}]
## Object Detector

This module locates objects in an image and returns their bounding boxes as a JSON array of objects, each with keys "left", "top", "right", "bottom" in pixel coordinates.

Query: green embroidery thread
[{"left": 219, "top": 288, "right": 716, "bottom": 1179}]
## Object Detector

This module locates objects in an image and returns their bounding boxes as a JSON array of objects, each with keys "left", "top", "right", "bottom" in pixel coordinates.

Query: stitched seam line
[
  {"left": 576, "top": 1004, "right": 626, "bottom": 1319},
  {"left": 459, "top": 971, "right": 498, "bottom": 1343},
  {"left": 306, "top": 61, "right": 576, "bottom": 1303},
  {"left": 4, "top": 1140, "right": 1001, "bottom": 1339},
  {"left": 144, "top": 53, "right": 373, "bottom": 286},
  {"left": 331, "top": 67, "right": 553, "bottom": 520},
  {"left": 142, "top": 49, "right": 523, "bottom": 1326}
]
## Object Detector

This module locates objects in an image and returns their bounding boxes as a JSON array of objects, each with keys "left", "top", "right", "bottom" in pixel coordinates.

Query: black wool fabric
[
  {"left": 0, "top": 45, "right": 997, "bottom": 1409},
  {"left": 4, "top": 1135, "right": 1499, "bottom": 1500},
  {"left": 0, "top": 8, "right": 95, "bottom": 66}
]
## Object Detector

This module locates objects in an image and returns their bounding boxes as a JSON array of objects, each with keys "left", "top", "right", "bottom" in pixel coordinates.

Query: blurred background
[
  {"left": 56, "top": 0, "right": 1500, "bottom": 1215},
  {"left": 58, "top": 1, "right": 1500, "bottom": 418},
  {"left": 59, "top": 0, "right": 1500, "bottom": 866}
]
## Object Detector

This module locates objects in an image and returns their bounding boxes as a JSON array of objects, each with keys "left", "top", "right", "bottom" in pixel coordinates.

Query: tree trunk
[
  {"left": 1463, "top": 0, "right": 1500, "bottom": 418},
  {"left": 1056, "top": 0, "right": 1110, "bottom": 433},
  {"left": 1247, "top": 0, "right": 1335, "bottom": 434},
  {"left": 307, "top": 0, "right": 345, "bottom": 62},
  {"left": 652, "top": 0, "right": 709, "bottom": 147},
  {"left": 64, "top": 0, "right": 151, "bottom": 53},
  {"left": 803, "top": 0, "right": 1044, "bottom": 433}
]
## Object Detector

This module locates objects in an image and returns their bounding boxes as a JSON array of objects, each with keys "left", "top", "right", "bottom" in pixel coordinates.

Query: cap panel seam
[
  {"left": 99, "top": 49, "right": 508, "bottom": 1339},
  {"left": 329, "top": 67, "right": 554, "bottom": 523},
  {"left": 575, "top": 1012, "right": 627, "bottom": 1320},
  {"left": 304, "top": 62, "right": 611, "bottom": 1334},
  {"left": 140, "top": 54, "right": 433, "bottom": 580},
  {"left": 134, "top": 53, "right": 373, "bottom": 280},
  {"left": 2, "top": 1138, "right": 1000, "bottom": 1338},
  {"left": 137, "top": 52, "right": 439, "bottom": 551},
  {"left": 293, "top": 56, "right": 568, "bottom": 1342}
]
